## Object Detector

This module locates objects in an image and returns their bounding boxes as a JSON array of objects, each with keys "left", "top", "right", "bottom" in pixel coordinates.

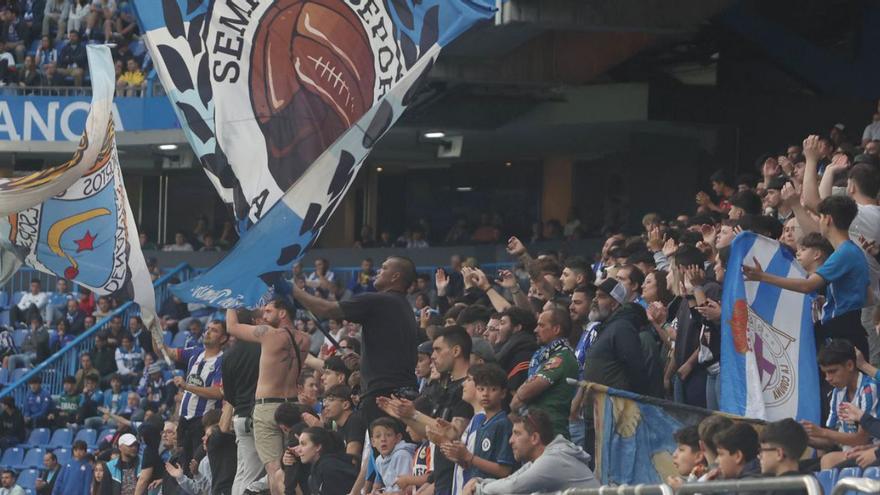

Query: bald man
[{"left": 293, "top": 255, "right": 418, "bottom": 423}]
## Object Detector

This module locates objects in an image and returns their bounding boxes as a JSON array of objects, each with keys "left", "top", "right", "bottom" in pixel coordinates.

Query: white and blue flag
[{"left": 720, "top": 232, "right": 820, "bottom": 423}]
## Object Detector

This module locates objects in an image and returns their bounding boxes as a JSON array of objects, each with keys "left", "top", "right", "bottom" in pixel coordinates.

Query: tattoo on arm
[{"left": 253, "top": 325, "right": 271, "bottom": 338}]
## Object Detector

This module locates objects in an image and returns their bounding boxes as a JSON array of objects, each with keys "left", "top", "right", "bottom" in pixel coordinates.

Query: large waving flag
[
  {"left": 720, "top": 232, "right": 820, "bottom": 423},
  {"left": 0, "top": 47, "right": 159, "bottom": 339},
  {"left": 0, "top": 47, "right": 116, "bottom": 215},
  {"left": 134, "top": 0, "right": 495, "bottom": 307},
  {"left": 133, "top": 0, "right": 494, "bottom": 227}
]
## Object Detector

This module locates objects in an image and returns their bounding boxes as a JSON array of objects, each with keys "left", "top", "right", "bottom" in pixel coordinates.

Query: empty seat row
[{"left": 815, "top": 467, "right": 880, "bottom": 494}]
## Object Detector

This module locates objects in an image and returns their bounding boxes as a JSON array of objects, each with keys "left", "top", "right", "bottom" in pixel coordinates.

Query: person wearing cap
[
  {"left": 51, "top": 440, "right": 92, "bottom": 495},
  {"left": 581, "top": 279, "right": 650, "bottom": 450},
  {"left": 322, "top": 384, "right": 367, "bottom": 457},
  {"left": 510, "top": 307, "right": 577, "bottom": 439},
  {"left": 105, "top": 433, "right": 147, "bottom": 495},
  {"left": 470, "top": 338, "right": 496, "bottom": 366},
  {"left": 764, "top": 177, "right": 794, "bottom": 223}
]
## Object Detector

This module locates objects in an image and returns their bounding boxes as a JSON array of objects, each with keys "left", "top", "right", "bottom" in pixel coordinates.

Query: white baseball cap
[{"left": 118, "top": 433, "right": 138, "bottom": 447}]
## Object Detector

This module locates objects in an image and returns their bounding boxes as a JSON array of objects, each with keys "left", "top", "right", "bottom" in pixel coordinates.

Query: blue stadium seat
[
  {"left": 838, "top": 467, "right": 862, "bottom": 480},
  {"left": 171, "top": 331, "right": 187, "bottom": 348},
  {"left": 53, "top": 447, "right": 71, "bottom": 466},
  {"left": 11, "top": 292, "right": 23, "bottom": 307},
  {"left": 0, "top": 447, "right": 24, "bottom": 469},
  {"left": 22, "top": 428, "right": 50, "bottom": 449},
  {"left": 864, "top": 467, "right": 880, "bottom": 480},
  {"left": 9, "top": 368, "right": 28, "bottom": 384},
  {"left": 12, "top": 329, "right": 27, "bottom": 349},
  {"left": 0, "top": 291, "right": 9, "bottom": 308},
  {"left": 163, "top": 330, "right": 173, "bottom": 346},
  {"left": 14, "top": 447, "right": 44, "bottom": 470},
  {"left": 96, "top": 428, "right": 116, "bottom": 446},
  {"left": 815, "top": 469, "right": 837, "bottom": 495},
  {"left": 73, "top": 428, "right": 97, "bottom": 448},
  {"left": 15, "top": 468, "right": 38, "bottom": 491},
  {"left": 47, "top": 428, "right": 73, "bottom": 449},
  {"left": 0, "top": 368, "right": 8, "bottom": 384}
]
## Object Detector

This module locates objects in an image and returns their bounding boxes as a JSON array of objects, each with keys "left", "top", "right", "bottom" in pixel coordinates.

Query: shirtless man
[{"left": 226, "top": 297, "right": 311, "bottom": 495}]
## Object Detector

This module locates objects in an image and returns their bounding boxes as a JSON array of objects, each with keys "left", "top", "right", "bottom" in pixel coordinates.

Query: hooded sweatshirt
[
  {"left": 307, "top": 452, "right": 359, "bottom": 495},
  {"left": 474, "top": 435, "right": 599, "bottom": 495},
  {"left": 51, "top": 457, "right": 92, "bottom": 495},
  {"left": 582, "top": 303, "right": 649, "bottom": 394},
  {"left": 375, "top": 440, "right": 417, "bottom": 492}
]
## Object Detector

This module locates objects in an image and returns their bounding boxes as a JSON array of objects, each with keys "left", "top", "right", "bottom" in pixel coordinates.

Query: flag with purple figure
[
  {"left": 720, "top": 232, "right": 820, "bottom": 423},
  {"left": 133, "top": 0, "right": 495, "bottom": 307},
  {"left": 0, "top": 47, "right": 160, "bottom": 349}
]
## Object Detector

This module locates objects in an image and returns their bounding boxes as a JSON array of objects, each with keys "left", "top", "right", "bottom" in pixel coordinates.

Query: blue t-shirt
[
  {"left": 469, "top": 410, "right": 515, "bottom": 479},
  {"left": 815, "top": 240, "right": 869, "bottom": 322}
]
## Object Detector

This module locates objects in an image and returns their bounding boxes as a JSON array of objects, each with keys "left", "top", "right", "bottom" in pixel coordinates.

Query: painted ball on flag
[{"left": 250, "top": 0, "right": 376, "bottom": 192}]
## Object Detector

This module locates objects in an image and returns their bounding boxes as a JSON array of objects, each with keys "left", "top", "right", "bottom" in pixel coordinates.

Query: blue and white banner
[
  {"left": 0, "top": 46, "right": 116, "bottom": 214},
  {"left": 0, "top": 95, "right": 179, "bottom": 142},
  {"left": 170, "top": 48, "right": 439, "bottom": 308},
  {"left": 0, "top": 47, "right": 157, "bottom": 325},
  {"left": 720, "top": 232, "right": 820, "bottom": 423},
  {"left": 133, "top": 0, "right": 495, "bottom": 226}
]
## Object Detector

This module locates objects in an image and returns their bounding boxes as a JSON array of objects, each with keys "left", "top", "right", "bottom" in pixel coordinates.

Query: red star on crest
[{"left": 74, "top": 230, "right": 97, "bottom": 253}]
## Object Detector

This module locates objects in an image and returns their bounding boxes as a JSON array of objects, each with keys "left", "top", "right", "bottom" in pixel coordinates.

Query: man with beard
[
  {"left": 493, "top": 307, "right": 537, "bottom": 391},
  {"left": 510, "top": 308, "right": 578, "bottom": 439},
  {"left": 226, "top": 299, "right": 311, "bottom": 495},
  {"left": 567, "top": 284, "right": 598, "bottom": 447},
  {"left": 581, "top": 279, "right": 649, "bottom": 458}
]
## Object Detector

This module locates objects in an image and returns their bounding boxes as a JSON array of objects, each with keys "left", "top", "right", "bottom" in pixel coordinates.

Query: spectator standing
[
  {"left": 56, "top": 29, "right": 86, "bottom": 85},
  {"left": 219, "top": 329, "right": 263, "bottom": 495},
  {"left": 51, "top": 440, "right": 92, "bottom": 495},
  {"left": 294, "top": 256, "right": 419, "bottom": 424},
  {"left": 224, "top": 300, "right": 311, "bottom": 495},
  {"left": 11, "top": 279, "right": 48, "bottom": 326},
  {"left": 462, "top": 409, "right": 598, "bottom": 495},
  {"left": 104, "top": 433, "right": 148, "bottom": 495},
  {"left": 510, "top": 308, "right": 577, "bottom": 439},
  {"left": 153, "top": 321, "right": 226, "bottom": 476}
]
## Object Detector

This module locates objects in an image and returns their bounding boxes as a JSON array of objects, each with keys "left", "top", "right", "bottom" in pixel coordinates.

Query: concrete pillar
[{"left": 542, "top": 156, "right": 573, "bottom": 223}]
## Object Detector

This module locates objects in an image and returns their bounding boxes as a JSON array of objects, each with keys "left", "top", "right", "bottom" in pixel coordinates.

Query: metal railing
[
  {"left": 535, "top": 476, "right": 823, "bottom": 495},
  {"left": 831, "top": 477, "right": 880, "bottom": 495},
  {"left": 0, "top": 263, "right": 194, "bottom": 406}
]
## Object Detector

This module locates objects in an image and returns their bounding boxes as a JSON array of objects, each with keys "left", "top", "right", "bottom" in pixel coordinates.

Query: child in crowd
[
  {"left": 714, "top": 423, "right": 761, "bottom": 482},
  {"left": 796, "top": 232, "right": 834, "bottom": 274},
  {"left": 666, "top": 425, "right": 707, "bottom": 488},
  {"left": 805, "top": 340, "right": 876, "bottom": 469},
  {"left": 370, "top": 418, "right": 416, "bottom": 494},
  {"left": 396, "top": 398, "right": 435, "bottom": 494},
  {"left": 440, "top": 364, "right": 515, "bottom": 494},
  {"left": 758, "top": 419, "right": 808, "bottom": 479},
  {"left": 696, "top": 415, "right": 734, "bottom": 481}
]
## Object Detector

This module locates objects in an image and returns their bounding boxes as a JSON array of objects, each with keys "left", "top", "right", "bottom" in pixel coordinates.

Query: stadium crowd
[
  {"left": 0, "top": 0, "right": 148, "bottom": 91},
  {"left": 1, "top": 105, "right": 880, "bottom": 495}
]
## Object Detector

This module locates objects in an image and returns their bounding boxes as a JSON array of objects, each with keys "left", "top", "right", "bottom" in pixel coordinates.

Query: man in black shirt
[
  {"left": 322, "top": 385, "right": 366, "bottom": 458},
  {"left": 220, "top": 320, "right": 263, "bottom": 495},
  {"left": 293, "top": 256, "right": 418, "bottom": 424}
]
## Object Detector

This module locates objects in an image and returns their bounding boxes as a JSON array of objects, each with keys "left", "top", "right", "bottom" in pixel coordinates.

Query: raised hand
[
  {"left": 700, "top": 224, "right": 716, "bottom": 245},
  {"left": 742, "top": 257, "right": 764, "bottom": 282},
  {"left": 647, "top": 226, "right": 664, "bottom": 252},
  {"left": 471, "top": 268, "right": 491, "bottom": 291},
  {"left": 662, "top": 237, "right": 678, "bottom": 258},
  {"left": 435, "top": 268, "right": 449, "bottom": 296},
  {"left": 838, "top": 402, "right": 865, "bottom": 423},
  {"left": 696, "top": 299, "right": 721, "bottom": 323},
  {"left": 495, "top": 269, "right": 517, "bottom": 289},
  {"left": 780, "top": 182, "right": 800, "bottom": 207},
  {"left": 646, "top": 302, "right": 668, "bottom": 326},
  {"left": 506, "top": 236, "right": 527, "bottom": 257},
  {"left": 802, "top": 135, "right": 822, "bottom": 162}
]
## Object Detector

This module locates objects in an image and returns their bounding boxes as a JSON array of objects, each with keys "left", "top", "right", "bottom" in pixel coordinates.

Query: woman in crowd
[{"left": 296, "top": 427, "right": 359, "bottom": 495}]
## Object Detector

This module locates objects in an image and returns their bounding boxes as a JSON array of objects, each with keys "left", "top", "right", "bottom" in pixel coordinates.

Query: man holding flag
[{"left": 743, "top": 195, "right": 870, "bottom": 356}]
